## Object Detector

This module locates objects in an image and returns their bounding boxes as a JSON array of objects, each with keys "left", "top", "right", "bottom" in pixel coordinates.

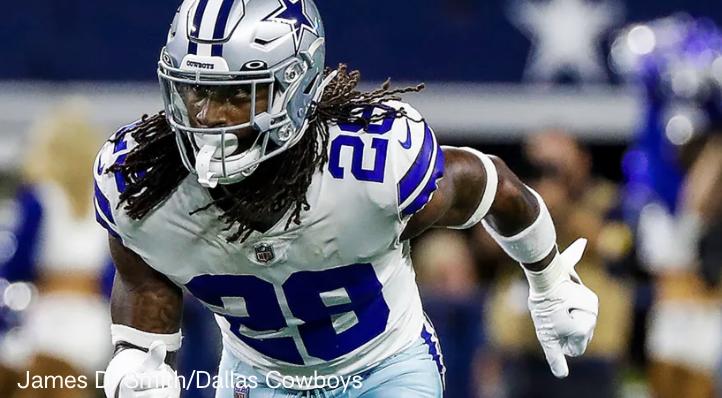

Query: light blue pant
[{"left": 214, "top": 338, "right": 444, "bottom": 398}]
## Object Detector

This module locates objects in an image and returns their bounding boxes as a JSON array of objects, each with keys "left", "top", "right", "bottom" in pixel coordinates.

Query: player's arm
[
  {"left": 104, "top": 236, "right": 183, "bottom": 398},
  {"left": 402, "top": 148, "right": 552, "bottom": 268},
  {"left": 403, "top": 146, "right": 599, "bottom": 379}
]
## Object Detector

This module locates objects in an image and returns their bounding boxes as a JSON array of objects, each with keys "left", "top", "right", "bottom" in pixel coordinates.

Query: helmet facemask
[{"left": 158, "top": 39, "right": 326, "bottom": 188}]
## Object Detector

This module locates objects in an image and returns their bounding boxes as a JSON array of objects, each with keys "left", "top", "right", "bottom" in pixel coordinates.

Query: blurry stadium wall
[{"left": 1, "top": 0, "right": 720, "bottom": 171}]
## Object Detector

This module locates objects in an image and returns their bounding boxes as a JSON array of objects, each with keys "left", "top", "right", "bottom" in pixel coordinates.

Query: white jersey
[{"left": 93, "top": 101, "right": 445, "bottom": 385}]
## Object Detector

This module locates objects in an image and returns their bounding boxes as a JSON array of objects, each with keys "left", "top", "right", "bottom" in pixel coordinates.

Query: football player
[{"left": 94, "top": 0, "right": 599, "bottom": 397}]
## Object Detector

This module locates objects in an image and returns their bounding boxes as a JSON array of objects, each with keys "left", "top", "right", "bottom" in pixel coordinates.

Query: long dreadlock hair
[{"left": 108, "top": 64, "right": 424, "bottom": 242}]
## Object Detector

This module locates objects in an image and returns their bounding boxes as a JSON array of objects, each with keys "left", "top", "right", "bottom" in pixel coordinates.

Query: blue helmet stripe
[
  {"left": 213, "top": 0, "right": 235, "bottom": 39},
  {"left": 188, "top": 0, "right": 210, "bottom": 54},
  {"left": 211, "top": 0, "right": 235, "bottom": 56}
]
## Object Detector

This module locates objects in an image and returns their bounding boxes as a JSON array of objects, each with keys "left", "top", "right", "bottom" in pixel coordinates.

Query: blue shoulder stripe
[
  {"left": 112, "top": 138, "right": 128, "bottom": 194},
  {"left": 94, "top": 182, "right": 115, "bottom": 225},
  {"left": 94, "top": 182, "right": 121, "bottom": 241},
  {"left": 398, "top": 124, "right": 435, "bottom": 205},
  {"left": 95, "top": 210, "right": 121, "bottom": 242},
  {"left": 401, "top": 145, "right": 444, "bottom": 215}
]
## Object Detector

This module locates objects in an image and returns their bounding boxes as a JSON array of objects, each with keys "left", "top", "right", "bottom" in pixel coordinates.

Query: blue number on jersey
[
  {"left": 284, "top": 263, "right": 390, "bottom": 360},
  {"left": 330, "top": 107, "right": 395, "bottom": 183},
  {"left": 184, "top": 263, "right": 390, "bottom": 364},
  {"left": 184, "top": 274, "right": 303, "bottom": 364},
  {"left": 329, "top": 137, "right": 388, "bottom": 183}
]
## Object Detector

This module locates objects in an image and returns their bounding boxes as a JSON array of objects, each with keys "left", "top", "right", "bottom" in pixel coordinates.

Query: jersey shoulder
[
  {"left": 92, "top": 120, "right": 143, "bottom": 242},
  {"left": 384, "top": 101, "right": 444, "bottom": 217},
  {"left": 324, "top": 100, "right": 444, "bottom": 218}
]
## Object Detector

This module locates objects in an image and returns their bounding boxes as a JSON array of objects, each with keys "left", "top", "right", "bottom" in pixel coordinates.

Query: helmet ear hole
[{"left": 304, "top": 75, "right": 320, "bottom": 95}]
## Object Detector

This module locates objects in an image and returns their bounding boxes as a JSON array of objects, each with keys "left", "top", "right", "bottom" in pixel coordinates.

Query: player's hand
[
  {"left": 113, "top": 342, "right": 180, "bottom": 398},
  {"left": 526, "top": 239, "right": 599, "bottom": 378}
]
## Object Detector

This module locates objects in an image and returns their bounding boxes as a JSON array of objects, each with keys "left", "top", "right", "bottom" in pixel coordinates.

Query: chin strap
[
  {"left": 195, "top": 144, "right": 221, "bottom": 188},
  {"left": 194, "top": 133, "right": 259, "bottom": 189}
]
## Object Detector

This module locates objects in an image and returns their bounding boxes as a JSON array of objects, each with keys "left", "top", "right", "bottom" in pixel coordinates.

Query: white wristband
[
  {"left": 523, "top": 252, "right": 567, "bottom": 294},
  {"left": 111, "top": 324, "right": 183, "bottom": 352},
  {"left": 444, "top": 147, "right": 499, "bottom": 230},
  {"left": 482, "top": 188, "right": 556, "bottom": 264}
]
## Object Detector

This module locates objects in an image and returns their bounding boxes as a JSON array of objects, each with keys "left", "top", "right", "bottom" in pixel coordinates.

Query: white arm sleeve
[{"left": 482, "top": 188, "right": 557, "bottom": 264}]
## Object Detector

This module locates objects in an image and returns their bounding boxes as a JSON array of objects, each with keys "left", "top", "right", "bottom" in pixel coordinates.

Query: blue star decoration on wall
[{"left": 262, "top": 0, "right": 319, "bottom": 52}]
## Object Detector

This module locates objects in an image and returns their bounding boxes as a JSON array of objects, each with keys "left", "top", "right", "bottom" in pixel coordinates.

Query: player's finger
[
  {"left": 143, "top": 341, "right": 168, "bottom": 370},
  {"left": 131, "top": 389, "right": 163, "bottom": 398},
  {"left": 133, "top": 388, "right": 177, "bottom": 398},
  {"left": 543, "top": 343, "right": 569, "bottom": 378},
  {"left": 560, "top": 238, "right": 587, "bottom": 269},
  {"left": 562, "top": 336, "right": 587, "bottom": 357},
  {"left": 571, "top": 310, "right": 597, "bottom": 335},
  {"left": 146, "top": 370, "right": 175, "bottom": 389},
  {"left": 564, "top": 311, "right": 596, "bottom": 357}
]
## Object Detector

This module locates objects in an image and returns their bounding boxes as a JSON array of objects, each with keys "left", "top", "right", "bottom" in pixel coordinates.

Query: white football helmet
[{"left": 158, "top": 0, "right": 329, "bottom": 187}]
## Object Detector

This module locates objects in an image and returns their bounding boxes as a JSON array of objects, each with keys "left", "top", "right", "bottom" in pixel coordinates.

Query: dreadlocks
[{"left": 108, "top": 64, "right": 424, "bottom": 242}]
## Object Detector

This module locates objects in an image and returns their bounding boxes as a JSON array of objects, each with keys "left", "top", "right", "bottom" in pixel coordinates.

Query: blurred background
[{"left": 1, "top": 0, "right": 722, "bottom": 397}]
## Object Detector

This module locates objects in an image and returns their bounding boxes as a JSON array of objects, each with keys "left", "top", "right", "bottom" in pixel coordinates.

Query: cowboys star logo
[{"left": 262, "top": 0, "right": 319, "bottom": 52}]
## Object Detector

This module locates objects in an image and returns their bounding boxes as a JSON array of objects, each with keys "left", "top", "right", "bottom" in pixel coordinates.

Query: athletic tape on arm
[{"left": 482, "top": 188, "right": 557, "bottom": 264}]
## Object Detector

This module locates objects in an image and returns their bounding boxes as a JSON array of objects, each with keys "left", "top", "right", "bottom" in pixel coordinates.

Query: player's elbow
[
  {"left": 490, "top": 157, "right": 526, "bottom": 207},
  {"left": 486, "top": 157, "right": 539, "bottom": 236}
]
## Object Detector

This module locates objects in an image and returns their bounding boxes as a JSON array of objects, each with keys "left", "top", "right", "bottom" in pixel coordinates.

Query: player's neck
[{"left": 207, "top": 186, "right": 292, "bottom": 233}]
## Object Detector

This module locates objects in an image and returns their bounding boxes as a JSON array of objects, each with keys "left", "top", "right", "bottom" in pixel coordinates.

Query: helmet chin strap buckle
[
  {"left": 253, "top": 113, "right": 272, "bottom": 132},
  {"left": 194, "top": 134, "right": 239, "bottom": 189},
  {"left": 196, "top": 144, "right": 220, "bottom": 188},
  {"left": 242, "top": 164, "right": 259, "bottom": 177}
]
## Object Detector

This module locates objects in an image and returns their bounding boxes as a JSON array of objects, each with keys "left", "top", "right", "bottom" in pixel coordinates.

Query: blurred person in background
[
  {"left": 0, "top": 99, "right": 112, "bottom": 398},
  {"left": 611, "top": 15, "right": 722, "bottom": 398},
  {"left": 412, "top": 229, "right": 485, "bottom": 398},
  {"left": 0, "top": 101, "right": 222, "bottom": 398},
  {"left": 480, "top": 130, "right": 633, "bottom": 398}
]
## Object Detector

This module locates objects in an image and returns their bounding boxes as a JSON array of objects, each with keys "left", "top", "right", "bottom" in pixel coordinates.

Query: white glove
[
  {"left": 105, "top": 341, "right": 181, "bottom": 398},
  {"left": 525, "top": 239, "right": 599, "bottom": 378}
]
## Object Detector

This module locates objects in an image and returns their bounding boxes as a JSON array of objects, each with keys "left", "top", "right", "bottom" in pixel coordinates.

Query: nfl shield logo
[
  {"left": 234, "top": 385, "right": 250, "bottom": 398},
  {"left": 254, "top": 243, "right": 275, "bottom": 263}
]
